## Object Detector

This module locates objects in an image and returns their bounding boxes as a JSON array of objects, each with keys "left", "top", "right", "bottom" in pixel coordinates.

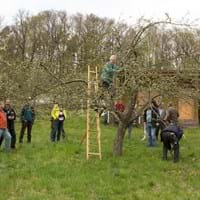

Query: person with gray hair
[{"left": 100, "top": 55, "right": 122, "bottom": 97}]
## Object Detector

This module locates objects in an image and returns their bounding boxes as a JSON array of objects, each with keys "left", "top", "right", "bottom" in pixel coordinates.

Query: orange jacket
[{"left": 0, "top": 111, "right": 7, "bottom": 129}]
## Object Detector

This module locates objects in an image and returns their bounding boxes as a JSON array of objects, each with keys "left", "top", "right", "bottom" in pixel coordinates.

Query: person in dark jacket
[
  {"left": 19, "top": 97, "right": 35, "bottom": 143},
  {"left": 155, "top": 103, "right": 166, "bottom": 140},
  {"left": 3, "top": 99, "right": 16, "bottom": 148},
  {"left": 161, "top": 102, "right": 182, "bottom": 162}
]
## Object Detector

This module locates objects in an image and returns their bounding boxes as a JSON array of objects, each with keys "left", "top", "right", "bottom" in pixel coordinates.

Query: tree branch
[{"left": 40, "top": 62, "right": 87, "bottom": 86}]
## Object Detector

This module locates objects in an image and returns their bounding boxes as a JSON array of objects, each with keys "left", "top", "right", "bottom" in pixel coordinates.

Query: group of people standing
[
  {"left": 143, "top": 100, "right": 183, "bottom": 162},
  {"left": 100, "top": 54, "right": 183, "bottom": 162},
  {"left": 0, "top": 98, "right": 68, "bottom": 151},
  {"left": 0, "top": 97, "right": 35, "bottom": 151}
]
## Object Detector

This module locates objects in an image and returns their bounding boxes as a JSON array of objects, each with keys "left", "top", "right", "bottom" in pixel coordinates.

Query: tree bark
[
  {"left": 113, "top": 121, "right": 127, "bottom": 156},
  {"left": 112, "top": 91, "right": 161, "bottom": 156},
  {"left": 113, "top": 89, "right": 138, "bottom": 156}
]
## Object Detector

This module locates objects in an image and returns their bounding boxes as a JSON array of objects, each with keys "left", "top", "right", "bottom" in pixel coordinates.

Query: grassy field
[{"left": 0, "top": 113, "right": 200, "bottom": 200}]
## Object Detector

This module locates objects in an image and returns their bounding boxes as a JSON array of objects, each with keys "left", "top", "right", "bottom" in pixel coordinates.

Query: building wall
[
  {"left": 137, "top": 92, "right": 199, "bottom": 127},
  {"left": 178, "top": 99, "right": 199, "bottom": 127}
]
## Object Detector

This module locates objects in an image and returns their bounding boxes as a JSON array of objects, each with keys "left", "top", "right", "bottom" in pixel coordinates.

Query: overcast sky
[{"left": 0, "top": 0, "right": 200, "bottom": 25}]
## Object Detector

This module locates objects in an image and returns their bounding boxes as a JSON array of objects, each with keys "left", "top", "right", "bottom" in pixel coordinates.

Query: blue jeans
[
  {"left": 146, "top": 124, "right": 156, "bottom": 146},
  {"left": 0, "top": 128, "right": 11, "bottom": 150}
]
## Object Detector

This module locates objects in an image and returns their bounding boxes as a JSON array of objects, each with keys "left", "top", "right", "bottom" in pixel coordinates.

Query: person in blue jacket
[{"left": 19, "top": 97, "right": 35, "bottom": 143}]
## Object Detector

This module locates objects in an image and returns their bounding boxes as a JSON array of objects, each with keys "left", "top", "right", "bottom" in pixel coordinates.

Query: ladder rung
[
  {"left": 88, "top": 81, "right": 97, "bottom": 83},
  {"left": 89, "top": 79, "right": 97, "bottom": 81},
  {"left": 89, "top": 71, "right": 96, "bottom": 73},
  {"left": 88, "top": 152, "right": 100, "bottom": 155}
]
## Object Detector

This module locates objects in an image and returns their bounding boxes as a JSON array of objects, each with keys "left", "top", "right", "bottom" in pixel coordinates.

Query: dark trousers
[
  {"left": 161, "top": 131, "right": 179, "bottom": 162},
  {"left": 156, "top": 121, "right": 166, "bottom": 140},
  {"left": 61, "top": 128, "right": 66, "bottom": 139},
  {"left": 155, "top": 125, "right": 160, "bottom": 140},
  {"left": 50, "top": 120, "right": 66, "bottom": 142},
  {"left": 0, "top": 135, "right": 3, "bottom": 146},
  {"left": 19, "top": 121, "right": 33, "bottom": 143},
  {"left": 57, "top": 121, "right": 64, "bottom": 141},
  {"left": 101, "top": 80, "right": 115, "bottom": 98},
  {"left": 9, "top": 128, "right": 16, "bottom": 148},
  {"left": 50, "top": 120, "right": 59, "bottom": 142}
]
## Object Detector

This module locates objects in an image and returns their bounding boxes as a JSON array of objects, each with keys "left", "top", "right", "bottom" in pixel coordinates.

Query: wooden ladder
[{"left": 86, "top": 65, "right": 102, "bottom": 160}]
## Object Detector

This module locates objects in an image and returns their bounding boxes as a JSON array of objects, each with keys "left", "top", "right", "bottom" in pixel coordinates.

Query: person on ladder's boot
[{"left": 161, "top": 102, "right": 183, "bottom": 162}]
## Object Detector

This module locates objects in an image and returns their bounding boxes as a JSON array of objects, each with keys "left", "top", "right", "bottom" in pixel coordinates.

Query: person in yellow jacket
[
  {"left": 51, "top": 102, "right": 60, "bottom": 121},
  {"left": 50, "top": 102, "right": 67, "bottom": 142}
]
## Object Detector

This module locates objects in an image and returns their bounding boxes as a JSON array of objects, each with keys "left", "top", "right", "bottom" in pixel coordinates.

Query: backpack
[{"left": 146, "top": 109, "right": 152, "bottom": 123}]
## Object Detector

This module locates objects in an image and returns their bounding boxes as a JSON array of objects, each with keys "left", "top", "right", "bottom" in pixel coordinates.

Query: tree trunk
[
  {"left": 113, "top": 89, "right": 138, "bottom": 156},
  {"left": 113, "top": 121, "right": 126, "bottom": 156}
]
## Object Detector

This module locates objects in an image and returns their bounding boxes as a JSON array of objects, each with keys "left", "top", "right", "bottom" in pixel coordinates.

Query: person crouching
[{"left": 161, "top": 125, "right": 183, "bottom": 162}]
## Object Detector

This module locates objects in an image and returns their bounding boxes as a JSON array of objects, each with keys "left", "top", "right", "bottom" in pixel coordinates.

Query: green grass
[{"left": 0, "top": 113, "right": 200, "bottom": 200}]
